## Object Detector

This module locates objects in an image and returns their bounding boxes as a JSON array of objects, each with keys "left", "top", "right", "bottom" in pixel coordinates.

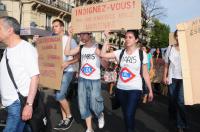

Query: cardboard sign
[
  {"left": 72, "top": 0, "right": 141, "bottom": 33},
  {"left": 177, "top": 17, "right": 200, "bottom": 105},
  {"left": 36, "top": 36, "right": 63, "bottom": 90},
  {"left": 169, "top": 32, "right": 176, "bottom": 45}
]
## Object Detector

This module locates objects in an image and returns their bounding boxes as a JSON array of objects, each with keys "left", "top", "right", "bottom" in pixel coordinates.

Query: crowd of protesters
[{"left": 0, "top": 16, "right": 188, "bottom": 132}]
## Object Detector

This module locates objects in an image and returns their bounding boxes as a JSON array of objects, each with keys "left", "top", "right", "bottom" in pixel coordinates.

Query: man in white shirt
[
  {"left": 0, "top": 16, "right": 39, "bottom": 132},
  {"left": 50, "top": 19, "right": 78, "bottom": 130},
  {"left": 163, "top": 30, "right": 188, "bottom": 132},
  {"left": 33, "top": 19, "right": 78, "bottom": 130}
]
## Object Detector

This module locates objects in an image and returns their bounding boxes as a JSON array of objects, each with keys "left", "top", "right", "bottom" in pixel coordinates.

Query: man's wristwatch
[{"left": 26, "top": 102, "right": 33, "bottom": 106}]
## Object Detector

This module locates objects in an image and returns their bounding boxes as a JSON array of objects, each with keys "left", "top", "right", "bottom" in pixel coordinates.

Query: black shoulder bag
[{"left": 5, "top": 50, "right": 47, "bottom": 132}]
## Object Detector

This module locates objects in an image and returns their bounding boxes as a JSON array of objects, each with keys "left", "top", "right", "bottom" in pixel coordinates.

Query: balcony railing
[{"left": 38, "top": 0, "right": 73, "bottom": 12}]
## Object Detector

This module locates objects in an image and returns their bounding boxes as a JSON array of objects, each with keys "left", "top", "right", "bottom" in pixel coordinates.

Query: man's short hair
[
  {"left": 0, "top": 16, "right": 20, "bottom": 35},
  {"left": 52, "top": 19, "right": 64, "bottom": 27}
]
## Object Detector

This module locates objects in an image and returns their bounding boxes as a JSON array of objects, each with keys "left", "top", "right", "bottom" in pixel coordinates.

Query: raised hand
[
  {"left": 104, "top": 30, "right": 111, "bottom": 39},
  {"left": 32, "top": 35, "right": 39, "bottom": 43}
]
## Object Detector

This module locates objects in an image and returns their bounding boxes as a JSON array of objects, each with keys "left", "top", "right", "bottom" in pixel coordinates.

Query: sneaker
[
  {"left": 98, "top": 113, "right": 105, "bottom": 129},
  {"left": 53, "top": 119, "right": 65, "bottom": 130},
  {"left": 86, "top": 129, "right": 94, "bottom": 132},
  {"left": 53, "top": 117, "right": 74, "bottom": 130}
]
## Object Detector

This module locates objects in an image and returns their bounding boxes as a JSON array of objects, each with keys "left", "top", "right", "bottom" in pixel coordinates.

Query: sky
[{"left": 159, "top": 0, "right": 200, "bottom": 31}]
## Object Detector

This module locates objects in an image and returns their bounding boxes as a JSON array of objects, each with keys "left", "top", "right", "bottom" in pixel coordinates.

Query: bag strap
[
  {"left": 139, "top": 49, "right": 143, "bottom": 76},
  {"left": 78, "top": 45, "right": 84, "bottom": 72},
  {"left": 5, "top": 50, "right": 21, "bottom": 95},
  {"left": 116, "top": 49, "right": 125, "bottom": 80}
]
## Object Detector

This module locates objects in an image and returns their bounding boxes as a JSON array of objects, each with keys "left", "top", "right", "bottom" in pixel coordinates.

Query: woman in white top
[
  {"left": 101, "top": 30, "right": 153, "bottom": 132},
  {"left": 163, "top": 30, "right": 188, "bottom": 132}
]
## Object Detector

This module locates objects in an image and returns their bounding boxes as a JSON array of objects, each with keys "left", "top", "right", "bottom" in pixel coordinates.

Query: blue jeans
[
  {"left": 55, "top": 72, "right": 74, "bottom": 101},
  {"left": 78, "top": 77, "right": 104, "bottom": 119},
  {"left": 168, "top": 78, "right": 188, "bottom": 128},
  {"left": 116, "top": 89, "right": 142, "bottom": 132},
  {"left": 4, "top": 100, "right": 25, "bottom": 132}
]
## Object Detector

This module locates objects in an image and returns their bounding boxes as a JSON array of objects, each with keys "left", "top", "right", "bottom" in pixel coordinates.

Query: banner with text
[
  {"left": 72, "top": 0, "right": 141, "bottom": 33},
  {"left": 36, "top": 36, "right": 63, "bottom": 90},
  {"left": 177, "top": 17, "right": 200, "bottom": 105}
]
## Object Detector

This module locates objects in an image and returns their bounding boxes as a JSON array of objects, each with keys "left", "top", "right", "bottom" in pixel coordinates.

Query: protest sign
[
  {"left": 36, "top": 36, "right": 63, "bottom": 90},
  {"left": 177, "top": 17, "right": 200, "bottom": 105},
  {"left": 72, "top": 0, "right": 141, "bottom": 33}
]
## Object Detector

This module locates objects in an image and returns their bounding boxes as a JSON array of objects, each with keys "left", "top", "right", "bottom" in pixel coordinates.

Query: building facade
[
  {"left": 0, "top": 0, "right": 74, "bottom": 49},
  {"left": 0, "top": 0, "right": 74, "bottom": 30}
]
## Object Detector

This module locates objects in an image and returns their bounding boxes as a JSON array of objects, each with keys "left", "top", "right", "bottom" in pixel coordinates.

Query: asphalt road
[{"left": 1, "top": 83, "right": 200, "bottom": 132}]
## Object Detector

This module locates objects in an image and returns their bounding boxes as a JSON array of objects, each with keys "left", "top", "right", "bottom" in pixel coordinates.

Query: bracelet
[{"left": 26, "top": 102, "right": 33, "bottom": 106}]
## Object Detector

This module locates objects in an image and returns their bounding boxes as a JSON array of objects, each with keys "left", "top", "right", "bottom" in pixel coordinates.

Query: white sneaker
[
  {"left": 86, "top": 129, "right": 94, "bottom": 132},
  {"left": 98, "top": 113, "right": 105, "bottom": 129}
]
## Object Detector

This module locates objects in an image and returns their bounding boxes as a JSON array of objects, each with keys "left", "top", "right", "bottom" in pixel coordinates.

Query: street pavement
[{"left": 1, "top": 83, "right": 200, "bottom": 132}]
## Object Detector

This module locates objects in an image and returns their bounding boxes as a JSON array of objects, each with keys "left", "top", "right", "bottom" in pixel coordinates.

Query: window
[{"left": 46, "top": 15, "right": 52, "bottom": 31}]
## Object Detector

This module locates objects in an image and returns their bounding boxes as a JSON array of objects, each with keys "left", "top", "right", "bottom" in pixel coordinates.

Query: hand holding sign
[
  {"left": 33, "top": 35, "right": 39, "bottom": 43},
  {"left": 104, "top": 30, "right": 111, "bottom": 42},
  {"left": 67, "top": 27, "right": 74, "bottom": 37}
]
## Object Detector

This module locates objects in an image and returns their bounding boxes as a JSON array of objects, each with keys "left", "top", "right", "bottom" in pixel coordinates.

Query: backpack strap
[
  {"left": 98, "top": 43, "right": 103, "bottom": 50},
  {"left": 78, "top": 45, "right": 84, "bottom": 72},
  {"left": 139, "top": 49, "right": 143, "bottom": 76},
  {"left": 116, "top": 49, "right": 125, "bottom": 80}
]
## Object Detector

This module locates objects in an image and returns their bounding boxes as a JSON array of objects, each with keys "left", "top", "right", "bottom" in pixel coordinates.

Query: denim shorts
[
  {"left": 78, "top": 77, "right": 104, "bottom": 119},
  {"left": 55, "top": 72, "right": 74, "bottom": 101}
]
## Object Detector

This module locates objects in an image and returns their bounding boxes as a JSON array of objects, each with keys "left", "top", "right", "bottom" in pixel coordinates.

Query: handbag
[
  {"left": 110, "top": 86, "right": 120, "bottom": 110},
  {"left": 104, "top": 71, "right": 117, "bottom": 82},
  {"left": 0, "top": 104, "right": 7, "bottom": 127},
  {"left": 5, "top": 50, "right": 48, "bottom": 132}
]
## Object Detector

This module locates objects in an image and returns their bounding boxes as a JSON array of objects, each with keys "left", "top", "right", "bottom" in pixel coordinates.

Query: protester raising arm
[
  {"left": 64, "top": 28, "right": 80, "bottom": 56},
  {"left": 100, "top": 31, "right": 116, "bottom": 59}
]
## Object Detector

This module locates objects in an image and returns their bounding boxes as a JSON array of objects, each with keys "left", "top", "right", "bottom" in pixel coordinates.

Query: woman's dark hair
[
  {"left": 153, "top": 48, "right": 162, "bottom": 59},
  {"left": 126, "top": 30, "right": 139, "bottom": 39}
]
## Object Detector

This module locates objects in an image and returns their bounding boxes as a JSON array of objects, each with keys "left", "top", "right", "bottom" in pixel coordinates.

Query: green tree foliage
[{"left": 149, "top": 19, "right": 170, "bottom": 48}]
